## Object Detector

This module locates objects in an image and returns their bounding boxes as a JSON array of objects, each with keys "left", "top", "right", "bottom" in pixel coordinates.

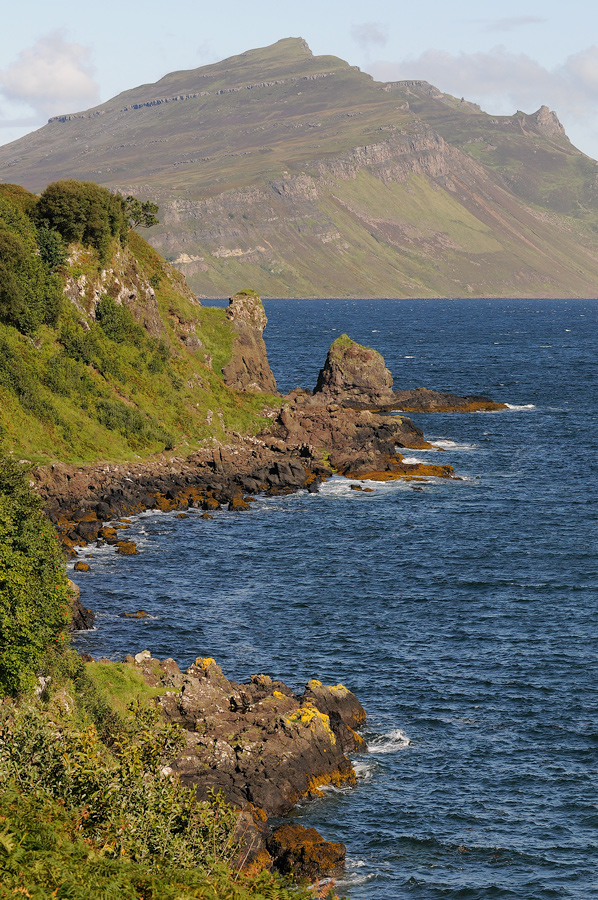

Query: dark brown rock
[
  {"left": 314, "top": 334, "right": 394, "bottom": 405},
  {"left": 222, "top": 290, "right": 277, "bottom": 393},
  {"left": 68, "top": 579, "right": 95, "bottom": 631},
  {"left": 267, "top": 822, "right": 346, "bottom": 880},
  {"left": 154, "top": 657, "right": 363, "bottom": 818}
]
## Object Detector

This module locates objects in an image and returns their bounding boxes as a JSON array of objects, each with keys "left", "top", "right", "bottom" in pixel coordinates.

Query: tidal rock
[
  {"left": 116, "top": 540, "right": 138, "bottom": 555},
  {"left": 391, "top": 386, "right": 507, "bottom": 412},
  {"left": 68, "top": 579, "right": 95, "bottom": 631},
  {"left": 222, "top": 290, "right": 277, "bottom": 393},
  {"left": 73, "top": 561, "right": 90, "bottom": 572},
  {"left": 266, "top": 822, "right": 346, "bottom": 880},
  {"left": 314, "top": 334, "right": 394, "bottom": 405}
]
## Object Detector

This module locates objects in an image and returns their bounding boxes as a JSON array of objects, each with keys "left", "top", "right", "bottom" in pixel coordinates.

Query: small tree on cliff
[
  {"left": 0, "top": 456, "right": 70, "bottom": 696},
  {"left": 125, "top": 195, "right": 159, "bottom": 229}
]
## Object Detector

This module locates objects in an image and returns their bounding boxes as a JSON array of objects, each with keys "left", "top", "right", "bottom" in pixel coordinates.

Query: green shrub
[
  {"left": 96, "top": 294, "right": 145, "bottom": 346},
  {"left": 0, "top": 337, "right": 59, "bottom": 423},
  {"left": 0, "top": 456, "right": 70, "bottom": 696},
  {"left": 36, "top": 180, "right": 129, "bottom": 262},
  {"left": 95, "top": 398, "right": 174, "bottom": 450},
  {"left": 0, "top": 225, "right": 62, "bottom": 333}
]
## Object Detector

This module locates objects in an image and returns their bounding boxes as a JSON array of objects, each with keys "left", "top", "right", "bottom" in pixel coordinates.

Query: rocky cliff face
[
  {"left": 2, "top": 38, "right": 597, "bottom": 299},
  {"left": 221, "top": 290, "right": 277, "bottom": 393}
]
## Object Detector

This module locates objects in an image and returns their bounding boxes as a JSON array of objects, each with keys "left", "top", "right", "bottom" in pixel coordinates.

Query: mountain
[{"left": 2, "top": 37, "right": 598, "bottom": 298}]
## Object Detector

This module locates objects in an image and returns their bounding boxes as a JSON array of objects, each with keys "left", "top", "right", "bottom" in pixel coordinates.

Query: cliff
[
  {"left": 2, "top": 38, "right": 598, "bottom": 298},
  {"left": 0, "top": 183, "right": 279, "bottom": 467}
]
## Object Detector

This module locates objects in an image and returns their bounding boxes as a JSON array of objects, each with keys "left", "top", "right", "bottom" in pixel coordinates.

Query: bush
[
  {"left": 96, "top": 294, "right": 145, "bottom": 346},
  {"left": 0, "top": 224, "right": 62, "bottom": 334},
  {"left": 0, "top": 456, "right": 70, "bottom": 696},
  {"left": 36, "top": 180, "right": 129, "bottom": 262},
  {"left": 0, "top": 700, "right": 238, "bottom": 871},
  {"left": 95, "top": 398, "right": 174, "bottom": 450}
]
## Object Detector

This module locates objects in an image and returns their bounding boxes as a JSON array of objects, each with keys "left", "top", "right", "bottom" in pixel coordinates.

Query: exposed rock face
[
  {"left": 267, "top": 823, "right": 346, "bottom": 880},
  {"left": 154, "top": 656, "right": 364, "bottom": 817},
  {"left": 117, "top": 652, "right": 366, "bottom": 877},
  {"left": 314, "top": 334, "right": 394, "bottom": 405},
  {"left": 530, "top": 105, "right": 566, "bottom": 138},
  {"left": 222, "top": 290, "right": 277, "bottom": 393},
  {"left": 68, "top": 579, "right": 95, "bottom": 631}
]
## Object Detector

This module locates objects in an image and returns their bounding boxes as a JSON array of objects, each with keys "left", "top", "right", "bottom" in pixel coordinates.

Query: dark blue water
[{"left": 74, "top": 299, "right": 598, "bottom": 899}]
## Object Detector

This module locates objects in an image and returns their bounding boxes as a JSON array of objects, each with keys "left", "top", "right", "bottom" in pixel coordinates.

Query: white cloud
[
  {"left": 0, "top": 30, "right": 99, "bottom": 120},
  {"left": 369, "top": 45, "right": 598, "bottom": 123},
  {"left": 351, "top": 22, "right": 389, "bottom": 52}
]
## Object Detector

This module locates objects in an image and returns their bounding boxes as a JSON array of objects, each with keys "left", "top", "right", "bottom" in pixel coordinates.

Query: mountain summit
[{"left": 2, "top": 38, "right": 598, "bottom": 298}]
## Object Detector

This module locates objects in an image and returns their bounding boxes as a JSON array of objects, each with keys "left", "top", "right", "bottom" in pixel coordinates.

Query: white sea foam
[
  {"left": 352, "top": 758, "right": 376, "bottom": 781},
  {"left": 430, "top": 439, "right": 478, "bottom": 451},
  {"left": 404, "top": 355, "right": 415, "bottom": 358},
  {"left": 505, "top": 403, "right": 536, "bottom": 410},
  {"left": 336, "top": 860, "right": 375, "bottom": 888},
  {"left": 402, "top": 456, "right": 426, "bottom": 465},
  {"left": 368, "top": 728, "right": 412, "bottom": 753}
]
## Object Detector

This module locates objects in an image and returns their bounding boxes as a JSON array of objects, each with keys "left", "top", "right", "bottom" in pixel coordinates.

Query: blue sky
[{"left": 2, "top": 0, "right": 598, "bottom": 158}]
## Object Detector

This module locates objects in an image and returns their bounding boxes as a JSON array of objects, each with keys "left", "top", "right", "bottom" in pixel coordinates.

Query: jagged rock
[
  {"left": 155, "top": 657, "right": 364, "bottom": 818},
  {"left": 221, "top": 290, "right": 277, "bottom": 393},
  {"left": 314, "top": 334, "right": 394, "bottom": 405},
  {"left": 68, "top": 579, "right": 95, "bottom": 631},
  {"left": 267, "top": 823, "right": 346, "bottom": 880},
  {"left": 73, "top": 561, "right": 90, "bottom": 572}
]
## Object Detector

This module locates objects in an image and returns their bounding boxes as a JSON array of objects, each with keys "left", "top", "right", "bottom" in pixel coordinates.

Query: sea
[{"left": 73, "top": 298, "right": 598, "bottom": 900}]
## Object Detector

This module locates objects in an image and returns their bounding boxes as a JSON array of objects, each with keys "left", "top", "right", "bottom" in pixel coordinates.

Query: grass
[
  {"left": 0, "top": 208, "right": 278, "bottom": 465},
  {"left": 84, "top": 661, "right": 175, "bottom": 714}
]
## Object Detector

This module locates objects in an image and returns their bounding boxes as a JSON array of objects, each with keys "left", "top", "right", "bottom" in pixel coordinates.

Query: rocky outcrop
[
  {"left": 267, "top": 823, "right": 346, "bottom": 880},
  {"left": 68, "top": 579, "right": 95, "bottom": 631},
  {"left": 115, "top": 652, "right": 366, "bottom": 878},
  {"left": 221, "top": 290, "right": 277, "bottom": 393},
  {"left": 314, "top": 333, "right": 395, "bottom": 405}
]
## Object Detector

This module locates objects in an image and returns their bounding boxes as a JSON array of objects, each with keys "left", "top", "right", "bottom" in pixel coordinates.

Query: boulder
[
  {"left": 313, "top": 334, "right": 394, "bottom": 405},
  {"left": 267, "top": 822, "right": 346, "bottom": 880}
]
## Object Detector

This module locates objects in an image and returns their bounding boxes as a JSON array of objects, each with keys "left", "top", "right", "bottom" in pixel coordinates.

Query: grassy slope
[
  {"left": 2, "top": 39, "right": 598, "bottom": 297},
  {"left": 0, "top": 189, "right": 277, "bottom": 466}
]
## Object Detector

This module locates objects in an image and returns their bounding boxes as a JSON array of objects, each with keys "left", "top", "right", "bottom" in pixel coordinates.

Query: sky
[{"left": 2, "top": 0, "right": 598, "bottom": 158}]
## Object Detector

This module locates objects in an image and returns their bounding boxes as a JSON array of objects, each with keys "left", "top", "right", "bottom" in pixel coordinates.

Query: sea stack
[{"left": 313, "top": 333, "right": 395, "bottom": 406}]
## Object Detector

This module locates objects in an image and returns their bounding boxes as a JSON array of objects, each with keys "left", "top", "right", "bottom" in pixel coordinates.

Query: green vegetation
[
  {"left": 0, "top": 185, "right": 277, "bottom": 464},
  {"left": 36, "top": 180, "right": 129, "bottom": 262},
  {"left": 0, "top": 455, "right": 70, "bottom": 696},
  {"left": 0, "top": 670, "right": 313, "bottom": 899}
]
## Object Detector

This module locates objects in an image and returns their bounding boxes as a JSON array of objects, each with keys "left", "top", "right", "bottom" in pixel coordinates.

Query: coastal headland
[{"left": 50, "top": 293, "right": 504, "bottom": 883}]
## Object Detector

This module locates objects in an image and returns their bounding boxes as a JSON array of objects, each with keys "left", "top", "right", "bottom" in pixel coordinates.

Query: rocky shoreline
[{"left": 37, "top": 297, "right": 505, "bottom": 886}]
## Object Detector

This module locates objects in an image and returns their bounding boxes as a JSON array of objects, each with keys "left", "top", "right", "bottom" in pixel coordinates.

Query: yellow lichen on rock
[
  {"left": 285, "top": 704, "right": 336, "bottom": 744},
  {"left": 195, "top": 656, "right": 217, "bottom": 668}
]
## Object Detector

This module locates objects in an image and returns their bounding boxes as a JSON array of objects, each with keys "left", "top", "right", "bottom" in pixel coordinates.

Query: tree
[
  {"left": 36, "top": 180, "right": 129, "bottom": 261},
  {"left": 125, "top": 196, "right": 159, "bottom": 229}
]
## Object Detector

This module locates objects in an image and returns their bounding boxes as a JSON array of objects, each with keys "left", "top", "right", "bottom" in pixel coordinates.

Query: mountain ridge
[{"left": 2, "top": 38, "right": 598, "bottom": 298}]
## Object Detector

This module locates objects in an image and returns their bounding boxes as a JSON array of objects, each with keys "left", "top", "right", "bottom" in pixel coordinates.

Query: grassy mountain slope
[
  {"left": 0, "top": 184, "right": 276, "bottom": 466},
  {"left": 1, "top": 38, "right": 598, "bottom": 298}
]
